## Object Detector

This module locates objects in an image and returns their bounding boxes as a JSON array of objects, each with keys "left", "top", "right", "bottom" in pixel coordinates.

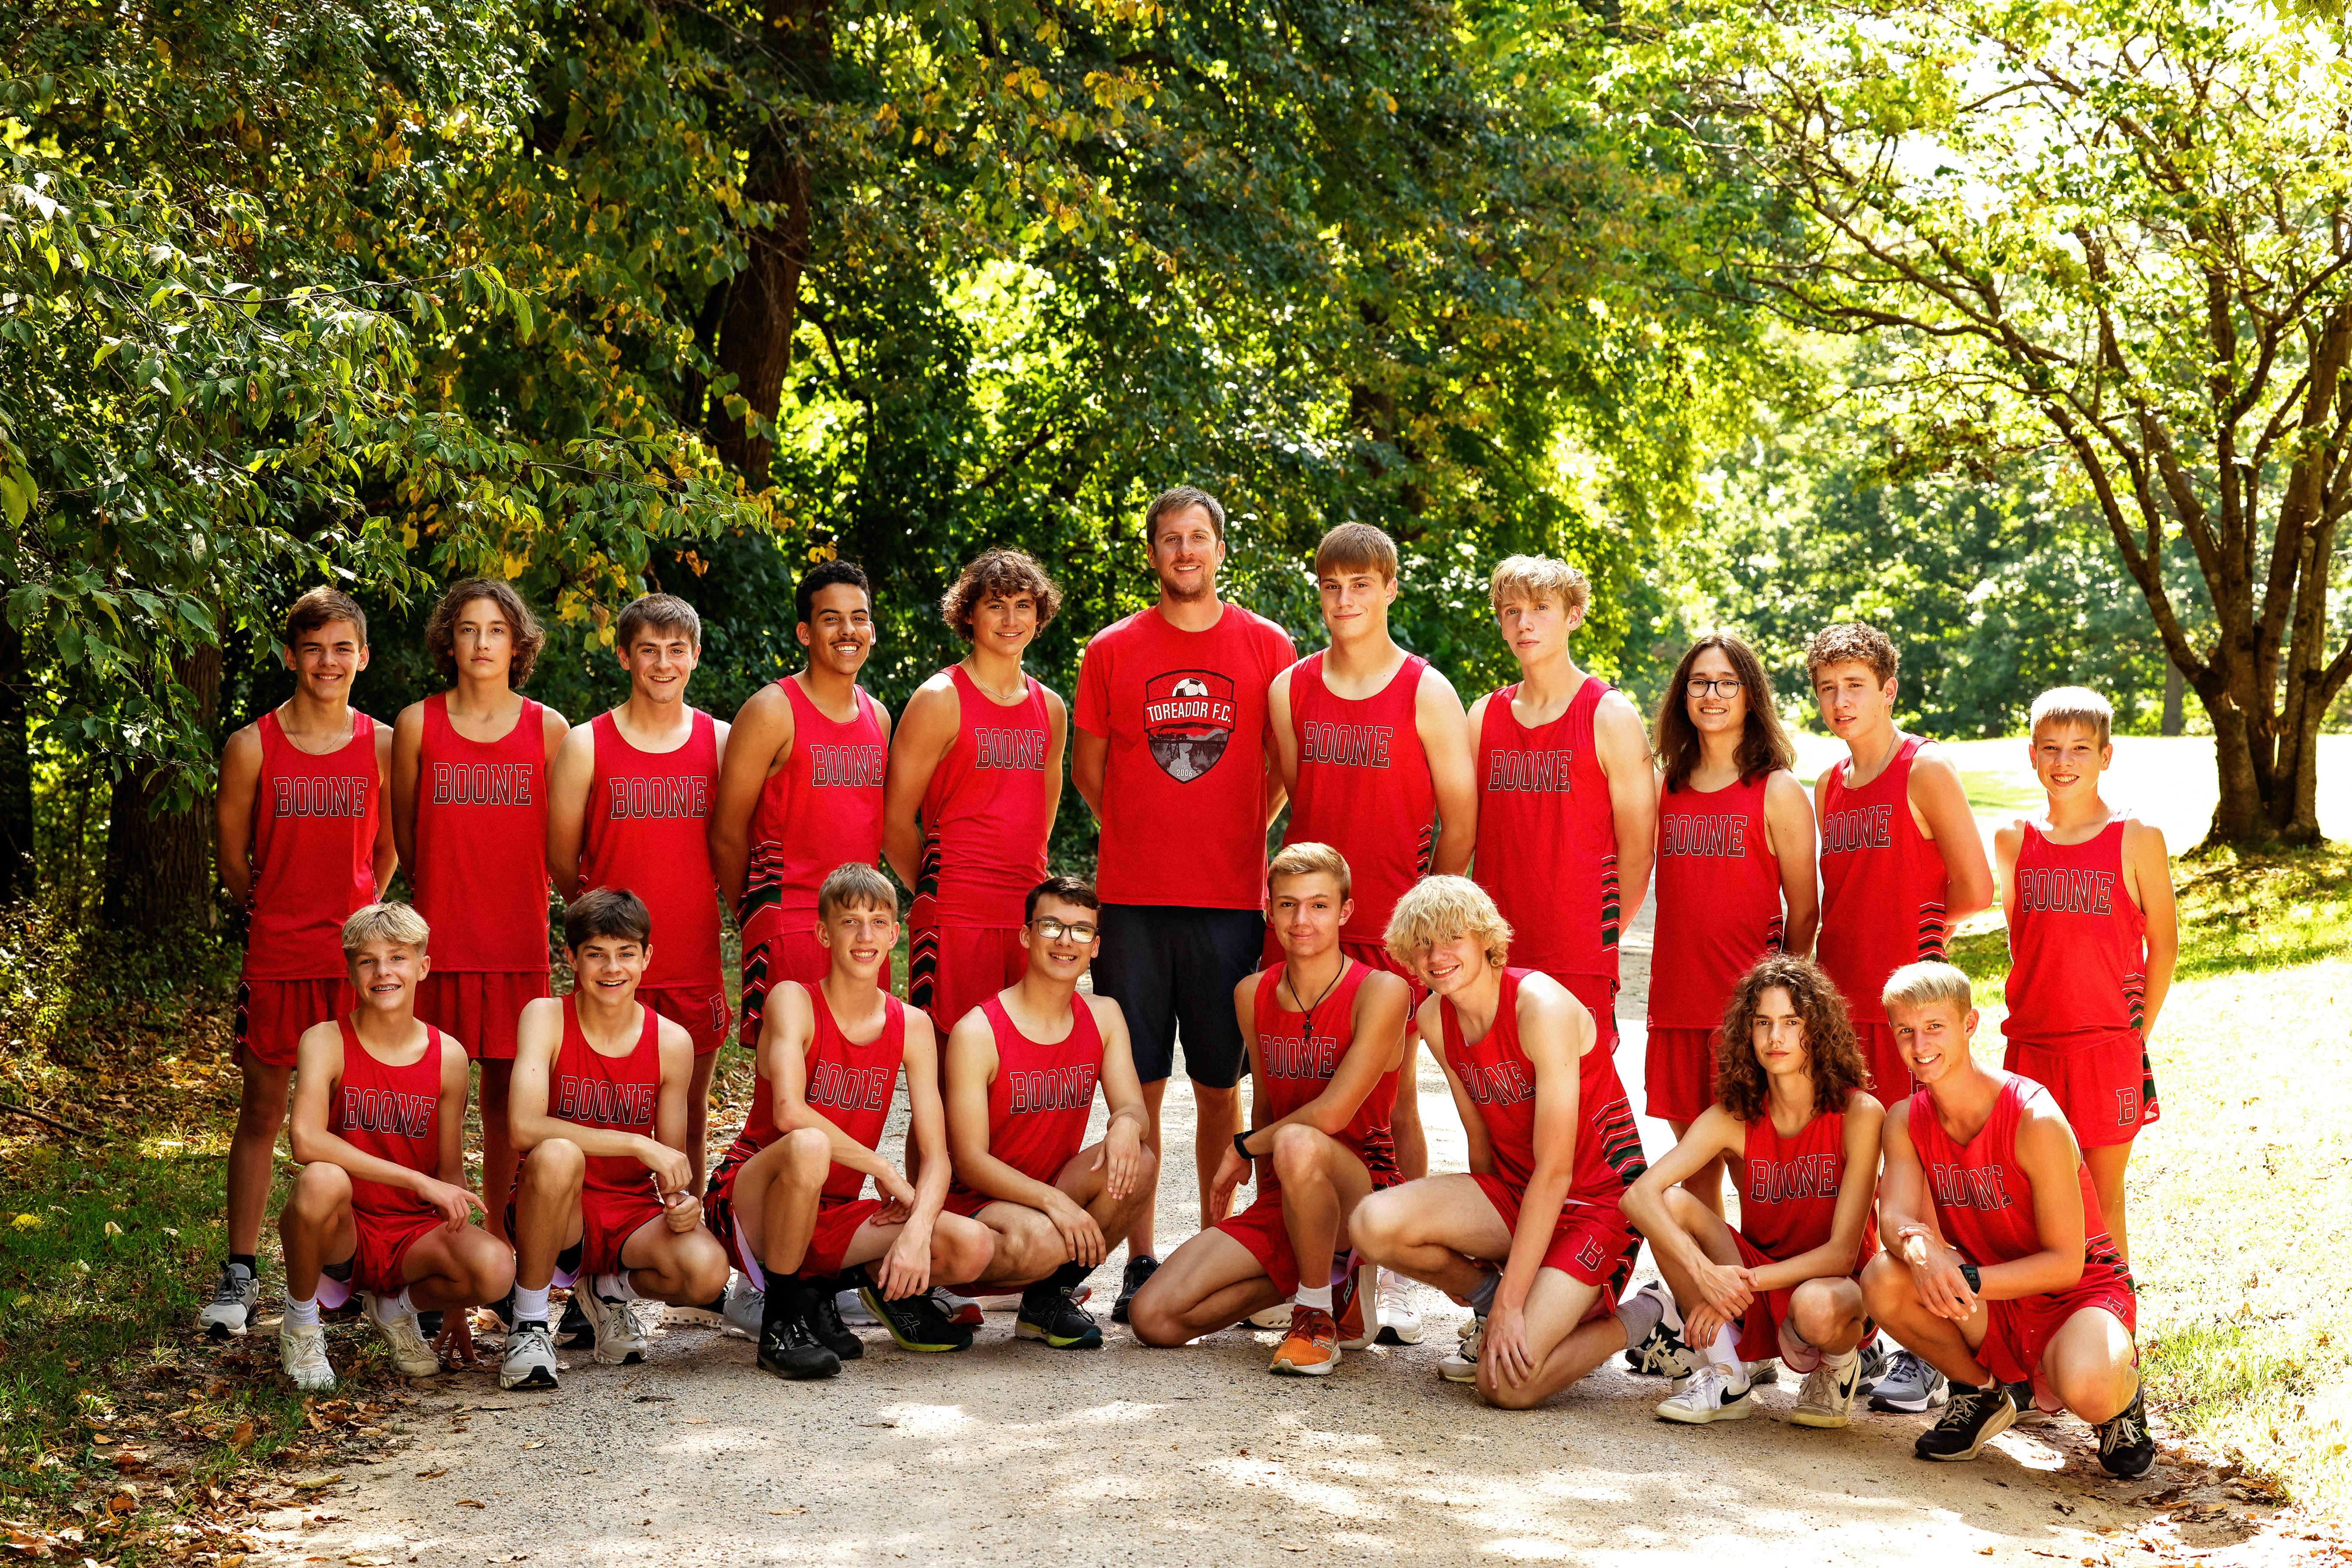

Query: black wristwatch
[
  {"left": 1959, "top": 1263, "right": 1981, "bottom": 1292},
  {"left": 1234, "top": 1130, "right": 1255, "bottom": 1162}
]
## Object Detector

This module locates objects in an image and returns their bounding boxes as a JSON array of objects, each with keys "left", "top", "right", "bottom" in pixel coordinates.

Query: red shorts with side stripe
[
  {"left": 909, "top": 926, "right": 1026, "bottom": 1034},
  {"left": 1984, "top": 1272, "right": 2139, "bottom": 1412},
  {"left": 639, "top": 982, "right": 731, "bottom": 1057},
  {"left": 1644, "top": 1026, "right": 1717, "bottom": 1125},
  {"left": 1215, "top": 1193, "right": 1308, "bottom": 1296},
  {"left": 235, "top": 977, "right": 353, "bottom": 1069},
  {"left": 800, "top": 1196, "right": 889, "bottom": 1278},
  {"left": 414, "top": 970, "right": 549, "bottom": 1061},
  {"left": 2003, "top": 1034, "right": 2161, "bottom": 1149},
  {"left": 1470, "top": 1174, "right": 1637, "bottom": 1318}
]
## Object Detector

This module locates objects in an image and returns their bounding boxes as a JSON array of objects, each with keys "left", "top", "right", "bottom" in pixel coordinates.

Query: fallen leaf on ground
[
  {"left": 455, "top": 1501, "right": 484, "bottom": 1509},
  {"left": 347, "top": 1556, "right": 392, "bottom": 1565},
  {"left": 768, "top": 1507, "right": 804, "bottom": 1516},
  {"left": 413, "top": 1469, "right": 446, "bottom": 1480},
  {"left": 293, "top": 1475, "right": 343, "bottom": 1492},
  {"left": 520, "top": 1441, "right": 544, "bottom": 1450}
]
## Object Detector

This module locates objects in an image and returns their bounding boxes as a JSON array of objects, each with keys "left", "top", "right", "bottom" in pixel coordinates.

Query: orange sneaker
[
  {"left": 1334, "top": 1263, "right": 1375, "bottom": 1350},
  {"left": 1269, "top": 1305, "right": 1341, "bottom": 1376}
]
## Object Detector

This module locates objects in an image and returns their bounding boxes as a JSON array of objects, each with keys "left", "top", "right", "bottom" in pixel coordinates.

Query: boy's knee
[
  {"left": 1350, "top": 1193, "right": 1404, "bottom": 1261},
  {"left": 521, "top": 1139, "right": 585, "bottom": 1186}
]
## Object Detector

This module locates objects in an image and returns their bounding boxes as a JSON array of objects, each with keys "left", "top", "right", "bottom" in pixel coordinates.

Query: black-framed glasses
[
  {"left": 1686, "top": 677, "right": 1744, "bottom": 697},
  {"left": 1031, "top": 917, "right": 1099, "bottom": 943}
]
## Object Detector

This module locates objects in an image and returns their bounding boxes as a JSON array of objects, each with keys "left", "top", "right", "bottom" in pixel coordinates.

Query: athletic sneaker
[
  {"left": 1915, "top": 1382, "right": 2018, "bottom": 1462},
  {"left": 363, "top": 1294, "right": 441, "bottom": 1378},
  {"left": 486, "top": 1287, "right": 517, "bottom": 1338},
  {"left": 720, "top": 1275, "right": 765, "bottom": 1339},
  {"left": 2095, "top": 1384, "right": 2156, "bottom": 1479},
  {"left": 1790, "top": 1353, "right": 1864, "bottom": 1429},
  {"left": 1111, "top": 1255, "right": 1159, "bottom": 1324},
  {"left": 835, "top": 1288, "right": 879, "bottom": 1328},
  {"left": 279, "top": 1321, "right": 335, "bottom": 1390},
  {"left": 499, "top": 1321, "right": 559, "bottom": 1391},
  {"left": 574, "top": 1284, "right": 649, "bottom": 1365},
  {"left": 1015, "top": 1281, "right": 1102, "bottom": 1349},
  {"left": 804, "top": 1283, "right": 865, "bottom": 1360},
  {"left": 554, "top": 1294, "right": 592, "bottom": 1348},
  {"left": 2006, "top": 1379, "right": 2050, "bottom": 1426},
  {"left": 1375, "top": 1270, "right": 1423, "bottom": 1345},
  {"left": 198, "top": 1262, "right": 259, "bottom": 1339},
  {"left": 933, "top": 1288, "right": 985, "bottom": 1329},
  {"left": 666, "top": 1293, "right": 730, "bottom": 1329},
  {"left": 1746, "top": 1359, "right": 1780, "bottom": 1386},
  {"left": 1334, "top": 1268, "right": 1375, "bottom": 1352},
  {"left": 1656, "top": 1365, "right": 1754, "bottom": 1424},
  {"left": 1247, "top": 1302, "right": 1293, "bottom": 1330},
  {"left": 1440, "top": 1317, "right": 1485, "bottom": 1382},
  {"left": 1269, "top": 1305, "right": 1341, "bottom": 1376},
  {"left": 757, "top": 1293, "right": 841, "bottom": 1381},
  {"left": 1621, "top": 1281, "right": 1692, "bottom": 1380},
  {"left": 1868, "top": 1348, "right": 1949, "bottom": 1413},
  {"left": 860, "top": 1284, "right": 974, "bottom": 1353},
  {"left": 1855, "top": 1332, "right": 1889, "bottom": 1389}
]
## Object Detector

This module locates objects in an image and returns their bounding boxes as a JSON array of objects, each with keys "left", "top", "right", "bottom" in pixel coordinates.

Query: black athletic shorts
[{"left": 1092, "top": 904, "right": 1265, "bottom": 1090}]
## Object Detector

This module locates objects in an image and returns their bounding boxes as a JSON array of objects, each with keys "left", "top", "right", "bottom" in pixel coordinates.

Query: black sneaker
[
  {"left": 1016, "top": 1281, "right": 1103, "bottom": 1349},
  {"left": 554, "top": 1294, "right": 592, "bottom": 1347},
  {"left": 416, "top": 1309, "right": 444, "bottom": 1340},
  {"left": 1915, "top": 1382, "right": 2018, "bottom": 1463},
  {"left": 2095, "top": 1383, "right": 2155, "bottom": 1479},
  {"left": 487, "top": 1287, "right": 518, "bottom": 1337},
  {"left": 1111, "top": 1254, "right": 1159, "bottom": 1325},
  {"left": 2007, "top": 1379, "right": 2050, "bottom": 1425},
  {"left": 860, "top": 1284, "right": 974, "bottom": 1353},
  {"left": 803, "top": 1279, "right": 865, "bottom": 1361},
  {"left": 757, "top": 1308, "right": 842, "bottom": 1381},
  {"left": 1855, "top": 1333, "right": 1889, "bottom": 1390}
]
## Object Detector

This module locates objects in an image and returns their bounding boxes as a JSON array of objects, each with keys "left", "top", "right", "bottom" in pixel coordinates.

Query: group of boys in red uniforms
[{"left": 210, "top": 487, "right": 2172, "bottom": 1478}]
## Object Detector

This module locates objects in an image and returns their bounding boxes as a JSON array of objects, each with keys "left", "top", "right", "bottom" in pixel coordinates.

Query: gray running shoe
[
  {"left": 575, "top": 1284, "right": 649, "bottom": 1365},
  {"left": 1868, "top": 1348, "right": 1950, "bottom": 1413},
  {"left": 720, "top": 1273, "right": 764, "bottom": 1339},
  {"left": 499, "top": 1321, "right": 559, "bottom": 1390},
  {"left": 1856, "top": 1333, "right": 1889, "bottom": 1389},
  {"left": 198, "top": 1262, "right": 259, "bottom": 1339}
]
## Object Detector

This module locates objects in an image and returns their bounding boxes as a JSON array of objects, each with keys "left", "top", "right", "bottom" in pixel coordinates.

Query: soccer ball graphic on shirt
[{"left": 1143, "top": 670, "right": 1237, "bottom": 783}]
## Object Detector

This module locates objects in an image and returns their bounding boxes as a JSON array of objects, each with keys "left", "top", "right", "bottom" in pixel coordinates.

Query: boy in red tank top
[
  {"left": 1995, "top": 687, "right": 2175, "bottom": 1264},
  {"left": 501, "top": 889, "right": 732, "bottom": 1391},
  {"left": 1622, "top": 955, "right": 1882, "bottom": 1427},
  {"left": 548, "top": 593, "right": 731, "bottom": 1193},
  {"left": 391, "top": 580, "right": 570, "bottom": 1240},
  {"left": 1467, "top": 555, "right": 1656, "bottom": 1054},
  {"left": 277, "top": 903, "right": 514, "bottom": 1389},
  {"left": 207, "top": 588, "right": 398, "bottom": 1338},
  {"left": 1806, "top": 623, "right": 1993, "bottom": 1103},
  {"left": 939, "top": 877, "right": 1156, "bottom": 1350},
  {"left": 1862, "top": 963, "right": 2151, "bottom": 1477},
  {"left": 885, "top": 551, "right": 1067, "bottom": 1035},
  {"left": 1351, "top": 878, "right": 1655, "bottom": 1411},
  {"left": 1645, "top": 633, "right": 1819, "bottom": 1218},
  {"left": 1268, "top": 523, "right": 1477, "bottom": 1345},
  {"left": 704, "top": 864, "right": 995, "bottom": 1379},
  {"left": 1126, "top": 843, "right": 1412, "bottom": 1375},
  {"left": 713, "top": 561, "right": 894, "bottom": 1049}
]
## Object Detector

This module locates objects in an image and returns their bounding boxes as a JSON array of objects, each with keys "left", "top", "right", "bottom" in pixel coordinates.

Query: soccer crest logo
[{"left": 1143, "top": 670, "right": 1235, "bottom": 782}]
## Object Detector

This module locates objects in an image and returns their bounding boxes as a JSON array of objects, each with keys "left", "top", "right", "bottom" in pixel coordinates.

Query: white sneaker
[
  {"left": 499, "top": 1321, "right": 559, "bottom": 1390},
  {"left": 1440, "top": 1317, "right": 1484, "bottom": 1382},
  {"left": 575, "top": 1284, "right": 649, "bottom": 1365},
  {"left": 199, "top": 1263, "right": 259, "bottom": 1339},
  {"left": 1791, "top": 1353, "right": 1863, "bottom": 1429},
  {"left": 720, "top": 1274, "right": 764, "bottom": 1339},
  {"left": 1247, "top": 1303, "right": 1294, "bottom": 1329},
  {"left": 279, "top": 1321, "right": 335, "bottom": 1390},
  {"left": 1376, "top": 1269, "right": 1424, "bottom": 1345},
  {"left": 363, "top": 1294, "right": 441, "bottom": 1378},
  {"left": 1656, "top": 1364, "right": 1754, "bottom": 1424}
]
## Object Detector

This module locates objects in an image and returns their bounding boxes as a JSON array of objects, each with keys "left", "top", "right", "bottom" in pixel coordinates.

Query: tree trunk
[
  {"left": 0, "top": 618, "right": 30, "bottom": 904},
  {"left": 710, "top": 0, "right": 828, "bottom": 485},
  {"left": 99, "top": 645, "right": 222, "bottom": 932},
  {"left": 2161, "top": 662, "right": 2184, "bottom": 736}
]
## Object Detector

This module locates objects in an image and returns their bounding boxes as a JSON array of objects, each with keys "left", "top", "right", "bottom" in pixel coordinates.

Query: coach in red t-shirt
[{"left": 1072, "top": 486, "right": 1295, "bottom": 1318}]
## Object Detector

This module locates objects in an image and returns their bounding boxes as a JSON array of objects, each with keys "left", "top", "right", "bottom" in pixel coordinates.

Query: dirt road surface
[{"left": 247, "top": 899, "right": 2284, "bottom": 1568}]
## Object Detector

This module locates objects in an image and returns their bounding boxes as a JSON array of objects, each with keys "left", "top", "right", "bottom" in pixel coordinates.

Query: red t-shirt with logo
[{"left": 1074, "top": 603, "right": 1295, "bottom": 909}]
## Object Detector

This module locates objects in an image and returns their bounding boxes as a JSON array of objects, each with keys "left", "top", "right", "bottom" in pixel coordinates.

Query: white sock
[
  {"left": 514, "top": 1284, "right": 551, "bottom": 1324},
  {"left": 1822, "top": 1345, "right": 1859, "bottom": 1369},
  {"left": 1708, "top": 1326, "right": 1744, "bottom": 1382},
  {"left": 1295, "top": 1284, "right": 1334, "bottom": 1313},
  {"left": 284, "top": 1294, "right": 321, "bottom": 1329},
  {"left": 374, "top": 1287, "right": 415, "bottom": 1323},
  {"left": 598, "top": 1271, "right": 642, "bottom": 1303}
]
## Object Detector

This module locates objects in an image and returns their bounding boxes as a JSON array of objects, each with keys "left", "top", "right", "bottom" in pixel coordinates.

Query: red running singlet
[
  {"left": 1737, "top": 1102, "right": 1877, "bottom": 1268},
  {"left": 803, "top": 990, "right": 907, "bottom": 1202},
  {"left": 1906, "top": 1075, "right": 2129, "bottom": 1283},
  {"left": 949, "top": 996, "right": 1102, "bottom": 1199},
  {"left": 740, "top": 680, "right": 889, "bottom": 960},
  {"left": 412, "top": 694, "right": 550, "bottom": 973},
  {"left": 1472, "top": 677, "right": 1617, "bottom": 986},
  {"left": 1817, "top": 736, "right": 1950, "bottom": 1026},
  {"left": 551, "top": 996, "right": 663, "bottom": 1199},
  {"left": 2004, "top": 821, "right": 2147, "bottom": 1047},
  {"left": 245, "top": 710, "right": 382, "bottom": 980},
  {"left": 578, "top": 710, "right": 723, "bottom": 990},
  {"left": 1438, "top": 967, "right": 1646, "bottom": 1203},
  {"left": 1649, "top": 773, "right": 1785, "bottom": 1029},
  {"left": 912, "top": 667, "right": 1052, "bottom": 930},
  {"left": 1283, "top": 652, "right": 1434, "bottom": 946},
  {"left": 329, "top": 1017, "right": 444, "bottom": 1216},
  {"left": 1251, "top": 963, "right": 1400, "bottom": 1190}
]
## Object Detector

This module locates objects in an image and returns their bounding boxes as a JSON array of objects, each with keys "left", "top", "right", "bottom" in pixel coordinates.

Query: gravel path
[{"left": 252, "top": 896, "right": 2262, "bottom": 1567}]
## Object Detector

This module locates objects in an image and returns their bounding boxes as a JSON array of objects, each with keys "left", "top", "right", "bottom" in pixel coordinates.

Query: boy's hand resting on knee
[{"left": 1041, "top": 1189, "right": 1108, "bottom": 1267}]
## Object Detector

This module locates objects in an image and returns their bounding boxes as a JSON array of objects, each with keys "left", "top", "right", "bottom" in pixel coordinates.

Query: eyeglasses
[
  {"left": 1686, "top": 677, "right": 1744, "bottom": 697},
  {"left": 1031, "top": 917, "right": 1099, "bottom": 943}
]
